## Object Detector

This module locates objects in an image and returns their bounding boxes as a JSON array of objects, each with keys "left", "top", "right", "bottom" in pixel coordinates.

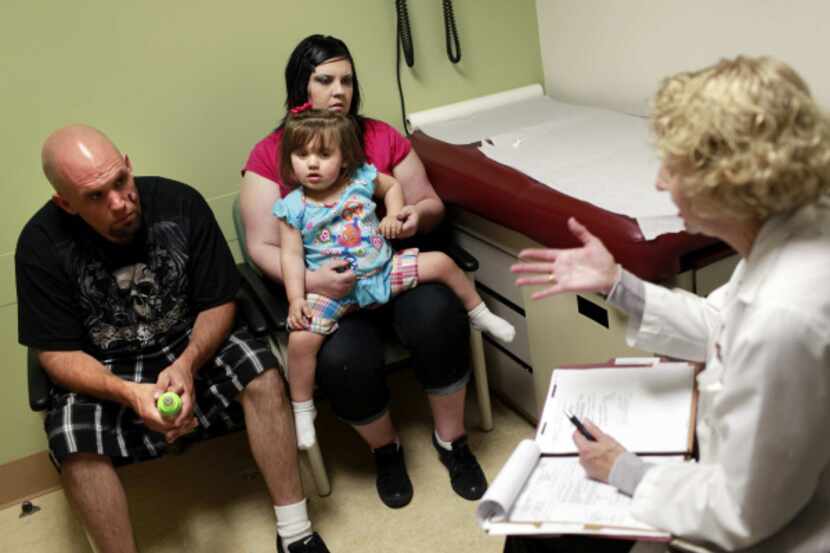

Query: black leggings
[
  {"left": 503, "top": 536, "right": 634, "bottom": 553},
  {"left": 314, "top": 283, "right": 471, "bottom": 424}
]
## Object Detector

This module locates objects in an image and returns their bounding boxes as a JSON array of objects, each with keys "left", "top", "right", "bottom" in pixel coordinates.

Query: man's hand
[
  {"left": 287, "top": 298, "right": 312, "bottom": 330},
  {"left": 573, "top": 419, "right": 627, "bottom": 483},
  {"left": 126, "top": 382, "right": 179, "bottom": 434},
  {"left": 512, "top": 217, "right": 620, "bottom": 301},
  {"left": 154, "top": 362, "right": 197, "bottom": 443},
  {"left": 379, "top": 215, "right": 404, "bottom": 239},
  {"left": 307, "top": 259, "right": 355, "bottom": 299},
  {"left": 396, "top": 205, "right": 420, "bottom": 239}
]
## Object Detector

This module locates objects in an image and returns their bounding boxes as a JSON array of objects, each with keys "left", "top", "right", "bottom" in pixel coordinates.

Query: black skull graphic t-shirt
[{"left": 16, "top": 177, "right": 239, "bottom": 359}]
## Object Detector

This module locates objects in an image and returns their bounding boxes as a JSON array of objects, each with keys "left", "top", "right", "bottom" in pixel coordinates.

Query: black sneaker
[
  {"left": 433, "top": 434, "right": 488, "bottom": 500},
  {"left": 277, "top": 532, "right": 331, "bottom": 553},
  {"left": 373, "top": 442, "right": 413, "bottom": 508}
]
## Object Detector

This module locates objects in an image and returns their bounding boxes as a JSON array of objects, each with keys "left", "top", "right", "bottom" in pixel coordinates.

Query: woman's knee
[
  {"left": 316, "top": 339, "right": 384, "bottom": 396},
  {"left": 316, "top": 316, "right": 384, "bottom": 374},
  {"left": 393, "top": 283, "right": 471, "bottom": 387},
  {"left": 315, "top": 318, "right": 389, "bottom": 421},
  {"left": 317, "top": 359, "right": 389, "bottom": 422},
  {"left": 394, "top": 283, "right": 469, "bottom": 345}
]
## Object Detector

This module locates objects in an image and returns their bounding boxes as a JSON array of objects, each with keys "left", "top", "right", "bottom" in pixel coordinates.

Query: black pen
[{"left": 564, "top": 409, "right": 597, "bottom": 441}]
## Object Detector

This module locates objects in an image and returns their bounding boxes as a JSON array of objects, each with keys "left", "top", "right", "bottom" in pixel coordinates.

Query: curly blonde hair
[{"left": 652, "top": 56, "right": 830, "bottom": 220}]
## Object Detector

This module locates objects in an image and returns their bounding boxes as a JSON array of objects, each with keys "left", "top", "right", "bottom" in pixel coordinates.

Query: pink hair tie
[{"left": 289, "top": 101, "right": 313, "bottom": 115}]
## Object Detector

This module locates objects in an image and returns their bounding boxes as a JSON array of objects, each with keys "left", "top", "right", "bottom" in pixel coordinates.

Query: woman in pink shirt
[{"left": 240, "top": 35, "right": 487, "bottom": 510}]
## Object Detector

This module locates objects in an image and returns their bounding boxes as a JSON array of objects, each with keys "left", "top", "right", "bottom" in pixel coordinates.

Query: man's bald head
[
  {"left": 41, "top": 124, "right": 142, "bottom": 244},
  {"left": 42, "top": 125, "right": 123, "bottom": 194}
]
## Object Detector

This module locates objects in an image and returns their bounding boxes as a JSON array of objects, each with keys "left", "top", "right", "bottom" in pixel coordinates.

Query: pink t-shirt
[{"left": 243, "top": 118, "right": 412, "bottom": 198}]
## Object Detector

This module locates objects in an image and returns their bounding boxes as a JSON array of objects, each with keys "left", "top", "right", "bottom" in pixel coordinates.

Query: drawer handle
[{"left": 577, "top": 296, "right": 609, "bottom": 328}]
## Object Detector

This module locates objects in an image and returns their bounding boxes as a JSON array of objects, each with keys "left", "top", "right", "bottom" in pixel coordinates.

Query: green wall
[{"left": 0, "top": 0, "right": 542, "bottom": 465}]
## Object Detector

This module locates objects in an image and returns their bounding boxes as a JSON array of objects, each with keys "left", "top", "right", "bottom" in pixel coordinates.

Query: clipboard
[
  {"left": 536, "top": 359, "right": 697, "bottom": 457},
  {"left": 477, "top": 357, "right": 698, "bottom": 541}
]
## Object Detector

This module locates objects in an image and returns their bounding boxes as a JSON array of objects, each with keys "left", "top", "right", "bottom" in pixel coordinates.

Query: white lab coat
[{"left": 626, "top": 199, "right": 830, "bottom": 552}]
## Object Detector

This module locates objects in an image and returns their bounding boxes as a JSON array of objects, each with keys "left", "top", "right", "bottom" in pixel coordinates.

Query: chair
[{"left": 232, "top": 196, "right": 494, "bottom": 497}]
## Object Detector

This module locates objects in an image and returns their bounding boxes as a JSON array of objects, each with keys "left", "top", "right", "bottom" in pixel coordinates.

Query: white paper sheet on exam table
[
  {"left": 408, "top": 84, "right": 554, "bottom": 145},
  {"left": 409, "top": 88, "right": 684, "bottom": 240}
]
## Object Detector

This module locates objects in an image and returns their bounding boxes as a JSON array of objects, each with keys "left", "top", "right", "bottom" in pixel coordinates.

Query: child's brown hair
[{"left": 280, "top": 108, "right": 366, "bottom": 188}]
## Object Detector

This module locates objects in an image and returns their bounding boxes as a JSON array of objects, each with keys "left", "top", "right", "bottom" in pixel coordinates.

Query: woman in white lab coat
[{"left": 509, "top": 56, "right": 830, "bottom": 552}]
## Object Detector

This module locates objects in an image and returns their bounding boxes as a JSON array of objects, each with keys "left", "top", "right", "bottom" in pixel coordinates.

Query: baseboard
[{"left": 0, "top": 450, "right": 62, "bottom": 510}]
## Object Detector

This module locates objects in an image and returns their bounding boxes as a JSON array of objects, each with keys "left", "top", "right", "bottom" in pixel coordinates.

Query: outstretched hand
[{"left": 511, "top": 217, "right": 620, "bottom": 300}]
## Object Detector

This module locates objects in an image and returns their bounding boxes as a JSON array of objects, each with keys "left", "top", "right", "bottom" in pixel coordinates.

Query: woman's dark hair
[
  {"left": 281, "top": 34, "right": 364, "bottom": 142},
  {"left": 280, "top": 109, "right": 366, "bottom": 190}
]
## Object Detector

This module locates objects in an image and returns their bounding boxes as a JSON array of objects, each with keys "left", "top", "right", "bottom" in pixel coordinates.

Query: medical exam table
[{"left": 410, "top": 124, "right": 736, "bottom": 421}]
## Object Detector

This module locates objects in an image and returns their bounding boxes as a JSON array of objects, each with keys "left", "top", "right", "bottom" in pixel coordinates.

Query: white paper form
[
  {"left": 478, "top": 445, "right": 684, "bottom": 539},
  {"left": 510, "top": 457, "right": 654, "bottom": 530},
  {"left": 508, "top": 456, "right": 684, "bottom": 536},
  {"left": 536, "top": 364, "right": 695, "bottom": 455}
]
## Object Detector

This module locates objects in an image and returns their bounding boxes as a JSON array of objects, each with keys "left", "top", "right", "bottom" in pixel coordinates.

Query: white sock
[
  {"left": 468, "top": 302, "right": 515, "bottom": 343},
  {"left": 275, "top": 499, "right": 312, "bottom": 551},
  {"left": 434, "top": 430, "right": 453, "bottom": 451},
  {"left": 292, "top": 400, "right": 317, "bottom": 450}
]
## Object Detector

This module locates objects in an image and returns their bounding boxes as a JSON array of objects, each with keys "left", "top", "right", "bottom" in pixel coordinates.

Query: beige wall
[
  {"left": 535, "top": 0, "right": 830, "bottom": 115},
  {"left": 0, "top": 0, "right": 543, "bottom": 465}
]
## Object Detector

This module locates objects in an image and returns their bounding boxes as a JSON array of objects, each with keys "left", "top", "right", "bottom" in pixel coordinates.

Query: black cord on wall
[
  {"left": 395, "top": 0, "right": 462, "bottom": 135},
  {"left": 396, "top": 0, "right": 415, "bottom": 68},
  {"left": 443, "top": 0, "right": 461, "bottom": 64},
  {"left": 395, "top": 0, "right": 414, "bottom": 134}
]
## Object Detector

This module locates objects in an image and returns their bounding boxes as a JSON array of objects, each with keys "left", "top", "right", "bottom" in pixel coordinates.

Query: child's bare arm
[
  {"left": 375, "top": 173, "right": 405, "bottom": 239},
  {"left": 279, "top": 220, "right": 313, "bottom": 329},
  {"left": 279, "top": 220, "right": 308, "bottom": 301},
  {"left": 374, "top": 172, "right": 405, "bottom": 218}
]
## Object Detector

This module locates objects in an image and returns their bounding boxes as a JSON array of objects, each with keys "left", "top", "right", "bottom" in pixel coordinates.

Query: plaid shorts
[
  {"left": 302, "top": 248, "right": 420, "bottom": 335},
  {"left": 44, "top": 326, "right": 276, "bottom": 467}
]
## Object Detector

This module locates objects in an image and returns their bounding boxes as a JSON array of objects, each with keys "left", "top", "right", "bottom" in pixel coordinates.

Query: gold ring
[{"left": 547, "top": 271, "right": 557, "bottom": 283}]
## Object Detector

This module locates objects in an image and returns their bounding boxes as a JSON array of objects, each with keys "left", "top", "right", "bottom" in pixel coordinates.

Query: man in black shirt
[{"left": 16, "top": 125, "right": 331, "bottom": 553}]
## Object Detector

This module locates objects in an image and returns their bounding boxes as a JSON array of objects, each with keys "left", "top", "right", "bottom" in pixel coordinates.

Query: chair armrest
[
  {"left": 425, "top": 220, "right": 479, "bottom": 273},
  {"left": 28, "top": 349, "right": 51, "bottom": 412},
  {"left": 394, "top": 221, "right": 480, "bottom": 273},
  {"left": 237, "top": 263, "right": 288, "bottom": 332},
  {"left": 441, "top": 241, "right": 478, "bottom": 273},
  {"left": 235, "top": 281, "right": 269, "bottom": 337}
]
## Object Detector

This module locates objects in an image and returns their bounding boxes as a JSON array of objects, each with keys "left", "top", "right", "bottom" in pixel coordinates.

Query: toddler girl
[{"left": 274, "top": 107, "right": 514, "bottom": 449}]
